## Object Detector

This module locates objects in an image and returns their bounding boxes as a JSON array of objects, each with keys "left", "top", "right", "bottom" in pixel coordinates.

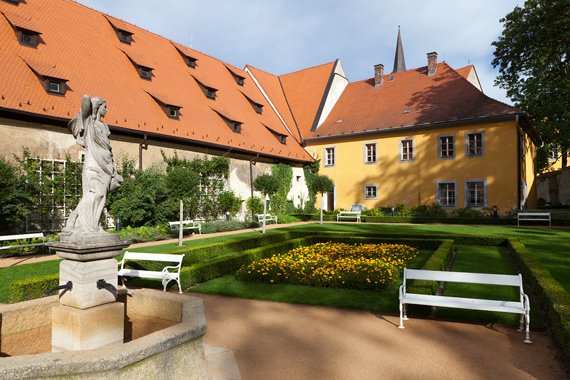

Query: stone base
[
  {"left": 59, "top": 258, "right": 118, "bottom": 309},
  {"left": 48, "top": 233, "right": 130, "bottom": 261},
  {"left": 52, "top": 302, "right": 124, "bottom": 352}
]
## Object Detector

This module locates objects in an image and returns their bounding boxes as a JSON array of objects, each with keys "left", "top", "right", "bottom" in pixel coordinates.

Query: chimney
[
  {"left": 427, "top": 52, "right": 438, "bottom": 76},
  {"left": 374, "top": 64, "right": 384, "bottom": 87}
]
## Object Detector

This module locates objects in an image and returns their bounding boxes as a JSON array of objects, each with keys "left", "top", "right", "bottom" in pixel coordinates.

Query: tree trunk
[
  {"left": 320, "top": 194, "right": 324, "bottom": 224},
  {"left": 178, "top": 199, "right": 183, "bottom": 247},
  {"left": 562, "top": 150, "right": 568, "bottom": 168}
]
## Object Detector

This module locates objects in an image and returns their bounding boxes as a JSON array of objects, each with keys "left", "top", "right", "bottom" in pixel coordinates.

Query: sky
[{"left": 76, "top": 0, "right": 523, "bottom": 105}]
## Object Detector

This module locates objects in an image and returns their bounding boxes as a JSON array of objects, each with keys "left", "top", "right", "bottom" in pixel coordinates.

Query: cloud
[{"left": 77, "top": 0, "right": 523, "bottom": 104}]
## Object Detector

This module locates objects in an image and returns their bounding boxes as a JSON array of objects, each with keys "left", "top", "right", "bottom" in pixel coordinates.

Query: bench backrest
[
  {"left": 0, "top": 233, "right": 44, "bottom": 242},
  {"left": 404, "top": 268, "right": 521, "bottom": 287},
  {"left": 518, "top": 212, "right": 550, "bottom": 217},
  {"left": 256, "top": 214, "right": 273, "bottom": 219},
  {"left": 350, "top": 204, "right": 364, "bottom": 212},
  {"left": 122, "top": 251, "right": 184, "bottom": 264},
  {"left": 168, "top": 220, "right": 197, "bottom": 227}
]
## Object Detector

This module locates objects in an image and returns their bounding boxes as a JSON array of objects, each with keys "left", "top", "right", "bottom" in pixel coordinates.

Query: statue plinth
[{"left": 48, "top": 232, "right": 130, "bottom": 261}]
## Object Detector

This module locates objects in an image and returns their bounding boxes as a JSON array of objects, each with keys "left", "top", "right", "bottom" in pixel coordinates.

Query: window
[
  {"left": 235, "top": 76, "right": 245, "bottom": 86},
  {"left": 466, "top": 132, "right": 484, "bottom": 157},
  {"left": 437, "top": 181, "right": 456, "bottom": 207},
  {"left": 439, "top": 135, "right": 455, "bottom": 159},
  {"left": 548, "top": 144, "right": 559, "bottom": 161},
  {"left": 252, "top": 102, "right": 263, "bottom": 114},
  {"left": 20, "top": 29, "right": 39, "bottom": 47},
  {"left": 279, "top": 135, "right": 286, "bottom": 144},
  {"left": 168, "top": 106, "right": 180, "bottom": 119},
  {"left": 117, "top": 30, "right": 132, "bottom": 44},
  {"left": 47, "top": 79, "right": 65, "bottom": 95},
  {"left": 465, "top": 180, "right": 486, "bottom": 208},
  {"left": 324, "top": 147, "right": 335, "bottom": 167},
  {"left": 400, "top": 139, "right": 414, "bottom": 161},
  {"left": 206, "top": 87, "right": 217, "bottom": 99},
  {"left": 364, "top": 185, "right": 377, "bottom": 199},
  {"left": 184, "top": 55, "right": 197, "bottom": 68},
  {"left": 365, "top": 143, "right": 377, "bottom": 163},
  {"left": 232, "top": 122, "right": 241, "bottom": 133},
  {"left": 139, "top": 66, "right": 152, "bottom": 80}
]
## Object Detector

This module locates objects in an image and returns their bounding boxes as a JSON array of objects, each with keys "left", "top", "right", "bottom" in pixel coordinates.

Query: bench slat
[
  {"left": 402, "top": 293, "right": 525, "bottom": 314},
  {"left": 123, "top": 252, "right": 184, "bottom": 263},
  {"left": 405, "top": 269, "right": 521, "bottom": 286},
  {"left": 0, "top": 233, "right": 44, "bottom": 242}
]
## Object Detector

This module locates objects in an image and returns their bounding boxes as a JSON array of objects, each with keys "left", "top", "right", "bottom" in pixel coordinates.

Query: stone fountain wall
[{"left": 0, "top": 289, "right": 208, "bottom": 379}]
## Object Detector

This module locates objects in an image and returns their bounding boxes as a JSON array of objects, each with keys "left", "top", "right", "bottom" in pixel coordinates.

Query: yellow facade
[{"left": 308, "top": 120, "right": 537, "bottom": 213}]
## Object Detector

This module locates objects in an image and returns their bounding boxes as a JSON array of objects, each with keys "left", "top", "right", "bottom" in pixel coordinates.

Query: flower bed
[{"left": 236, "top": 242, "right": 418, "bottom": 290}]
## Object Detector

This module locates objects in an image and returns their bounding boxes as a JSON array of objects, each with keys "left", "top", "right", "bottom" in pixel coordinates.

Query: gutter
[{"left": 303, "top": 113, "right": 531, "bottom": 144}]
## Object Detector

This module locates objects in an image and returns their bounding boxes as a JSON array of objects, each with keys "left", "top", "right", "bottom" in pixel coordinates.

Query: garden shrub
[
  {"left": 246, "top": 196, "right": 264, "bottom": 216},
  {"left": 508, "top": 238, "right": 570, "bottom": 363},
  {"left": 236, "top": 242, "right": 419, "bottom": 291},
  {"left": 9, "top": 273, "right": 58, "bottom": 303},
  {"left": 276, "top": 214, "right": 301, "bottom": 224},
  {"left": 119, "top": 225, "right": 171, "bottom": 243},
  {"left": 201, "top": 220, "right": 248, "bottom": 234}
]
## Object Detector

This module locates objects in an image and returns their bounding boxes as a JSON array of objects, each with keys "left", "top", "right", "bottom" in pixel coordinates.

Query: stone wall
[{"left": 537, "top": 168, "right": 570, "bottom": 206}]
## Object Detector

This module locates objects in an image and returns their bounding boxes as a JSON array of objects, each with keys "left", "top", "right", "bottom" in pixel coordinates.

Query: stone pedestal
[
  {"left": 52, "top": 302, "right": 124, "bottom": 352},
  {"left": 48, "top": 233, "right": 130, "bottom": 353}
]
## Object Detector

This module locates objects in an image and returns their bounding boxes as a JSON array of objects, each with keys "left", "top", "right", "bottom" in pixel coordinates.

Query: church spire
[{"left": 392, "top": 26, "right": 406, "bottom": 73}]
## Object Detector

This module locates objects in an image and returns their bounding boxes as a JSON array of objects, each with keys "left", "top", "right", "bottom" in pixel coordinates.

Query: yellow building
[{"left": 301, "top": 53, "right": 541, "bottom": 214}]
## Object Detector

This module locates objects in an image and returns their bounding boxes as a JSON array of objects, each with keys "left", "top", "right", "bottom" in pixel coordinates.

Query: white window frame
[
  {"left": 438, "top": 134, "right": 455, "bottom": 159},
  {"left": 324, "top": 146, "right": 336, "bottom": 167},
  {"left": 464, "top": 179, "right": 487, "bottom": 208},
  {"left": 364, "top": 142, "right": 377, "bottom": 164},
  {"left": 465, "top": 131, "right": 484, "bottom": 157},
  {"left": 400, "top": 138, "right": 414, "bottom": 162},
  {"left": 436, "top": 180, "right": 457, "bottom": 208},
  {"left": 548, "top": 144, "right": 559, "bottom": 161},
  {"left": 364, "top": 184, "right": 378, "bottom": 199}
]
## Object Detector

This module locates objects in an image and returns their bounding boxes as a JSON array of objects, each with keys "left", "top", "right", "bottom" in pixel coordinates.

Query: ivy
[
  {"left": 269, "top": 163, "right": 293, "bottom": 215},
  {"left": 303, "top": 160, "right": 321, "bottom": 212}
]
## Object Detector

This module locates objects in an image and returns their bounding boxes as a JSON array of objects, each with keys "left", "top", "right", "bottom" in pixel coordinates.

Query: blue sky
[{"left": 76, "top": 0, "right": 522, "bottom": 105}]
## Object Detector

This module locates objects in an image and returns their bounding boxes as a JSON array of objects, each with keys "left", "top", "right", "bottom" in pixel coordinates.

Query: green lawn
[{"left": 0, "top": 259, "right": 60, "bottom": 303}]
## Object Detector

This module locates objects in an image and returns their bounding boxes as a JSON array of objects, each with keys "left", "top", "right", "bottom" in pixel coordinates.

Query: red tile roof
[
  {"left": 0, "top": 0, "right": 313, "bottom": 163},
  {"left": 307, "top": 63, "right": 524, "bottom": 140}
]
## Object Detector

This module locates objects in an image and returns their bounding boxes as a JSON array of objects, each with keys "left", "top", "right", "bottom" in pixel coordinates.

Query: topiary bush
[
  {"left": 201, "top": 220, "right": 248, "bottom": 234},
  {"left": 119, "top": 225, "right": 171, "bottom": 242},
  {"left": 9, "top": 273, "right": 58, "bottom": 303}
]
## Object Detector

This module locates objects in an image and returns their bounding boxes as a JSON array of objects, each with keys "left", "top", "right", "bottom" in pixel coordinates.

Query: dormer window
[
  {"left": 206, "top": 87, "right": 217, "bottom": 99},
  {"left": 232, "top": 122, "right": 242, "bottom": 133},
  {"left": 117, "top": 29, "right": 133, "bottom": 44},
  {"left": 252, "top": 102, "right": 263, "bottom": 114},
  {"left": 279, "top": 135, "right": 287, "bottom": 144},
  {"left": 46, "top": 78, "right": 66, "bottom": 95},
  {"left": 2, "top": 0, "right": 21, "bottom": 5},
  {"left": 139, "top": 66, "right": 153, "bottom": 80},
  {"left": 225, "top": 65, "right": 246, "bottom": 86},
  {"left": 263, "top": 124, "right": 287, "bottom": 144},
  {"left": 212, "top": 107, "right": 242, "bottom": 134},
  {"left": 183, "top": 55, "right": 197, "bottom": 68},
  {"left": 168, "top": 106, "right": 180, "bottom": 119},
  {"left": 19, "top": 29, "right": 39, "bottom": 47},
  {"left": 235, "top": 76, "right": 245, "bottom": 86}
]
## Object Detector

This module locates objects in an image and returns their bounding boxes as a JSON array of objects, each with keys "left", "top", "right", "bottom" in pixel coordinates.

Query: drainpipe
[
  {"left": 139, "top": 134, "right": 148, "bottom": 170},
  {"left": 516, "top": 115, "right": 522, "bottom": 210}
]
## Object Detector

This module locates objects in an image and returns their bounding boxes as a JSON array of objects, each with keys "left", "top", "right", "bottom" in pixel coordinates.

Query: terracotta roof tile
[
  {"left": 23, "top": 57, "right": 68, "bottom": 80},
  {"left": 279, "top": 61, "right": 336, "bottom": 138},
  {"left": 308, "top": 63, "right": 519, "bottom": 140},
  {"left": 1, "top": 9, "right": 41, "bottom": 33},
  {"left": 0, "top": 0, "right": 312, "bottom": 163},
  {"left": 103, "top": 14, "right": 135, "bottom": 34}
]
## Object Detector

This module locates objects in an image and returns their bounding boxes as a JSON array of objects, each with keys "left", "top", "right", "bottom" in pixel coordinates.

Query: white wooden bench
[
  {"left": 256, "top": 213, "right": 277, "bottom": 224},
  {"left": 0, "top": 233, "right": 45, "bottom": 251},
  {"left": 168, "top": 220, "right": 202, "bottom": 234},
  {"left": 337, "top": 211, "right": 361, "bottom": 222},
  {"left": 517, "top": 212, "right": 551, "bottom": 227},
  {"left": 118, "top": 251, "right": 185, "bottom": 293},
  {"left": 399, "top": 268, "right": 532, "bottom": 343}
]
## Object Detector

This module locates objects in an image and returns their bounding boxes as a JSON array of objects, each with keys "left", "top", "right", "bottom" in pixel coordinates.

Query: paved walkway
[{"left": 197, "top": 294, "right": 567, "bottom": 380}]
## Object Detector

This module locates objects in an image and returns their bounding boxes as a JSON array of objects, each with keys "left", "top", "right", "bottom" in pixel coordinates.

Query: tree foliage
[
  {"left": 253, "top": 173, "right": 279, "bottom": 196},
  {"left": 0, "top": 156, "right": 33, "bottom": 234},
  {"left": 269, "top": 163, "right": 293, "bottom": 215},
  {"left": 492, "top": 0, "right": 570, "bottom": 168},
  {"left": 312, "top": 174, "right": 334, "bottom": 195},
  {"left": 303, "top": 160, "right": 321, "bottom": 212}
]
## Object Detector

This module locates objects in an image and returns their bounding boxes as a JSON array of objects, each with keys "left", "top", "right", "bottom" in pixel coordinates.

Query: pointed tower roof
[{"left": 392, "top": 26, "right": 406, "bottom": 73}]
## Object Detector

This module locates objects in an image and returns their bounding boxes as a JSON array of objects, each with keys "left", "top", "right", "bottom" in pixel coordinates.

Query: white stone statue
[{"left": 62, "top": 95, "right": 122, "bottom": 238}]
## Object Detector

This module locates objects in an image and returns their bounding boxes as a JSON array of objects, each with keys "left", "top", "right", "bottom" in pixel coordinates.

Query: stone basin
[{"left": 0, "top": 289, "right": 207, "bottom": 379}]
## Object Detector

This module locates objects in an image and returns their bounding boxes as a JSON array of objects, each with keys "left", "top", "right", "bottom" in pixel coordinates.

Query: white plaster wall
[
  {"left": 466, "top": 69, "right": 483, "bottom": 92},
  {"left": 287, "top": 166, "right": 310, "bottom": 209},
  {"left": 227, "top": 160, "right": 271, "bottom": 219},
  {"left": 315, "top": 61, "right": 349, "bottom": 129}
]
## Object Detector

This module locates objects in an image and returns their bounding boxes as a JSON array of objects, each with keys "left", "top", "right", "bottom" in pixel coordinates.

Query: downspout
[
  {"left": 139, "top": 134, "right": 148, "bottom": 170},
  {"left": 516, "top": 115, "right": 522, "bottom": 210}
]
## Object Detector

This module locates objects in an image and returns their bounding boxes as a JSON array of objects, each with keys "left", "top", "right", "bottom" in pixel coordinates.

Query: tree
[
  {"left": 0, "top": 156, "right": 32, "bottom": 234},
  {"left": 312, "top": 175, "right": 334, "bottom": 224},
  {"left": 492, "top": 0, "right": 570, "bottom": 169},
  {"left": 253, "top": 173, "right": 279, "bottom": 233},
  {"left": 218, "top": 191, "right": 243, "bottom": 218}
]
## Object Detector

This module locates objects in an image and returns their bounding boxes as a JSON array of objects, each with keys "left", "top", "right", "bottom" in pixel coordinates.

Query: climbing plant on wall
[
  {"left": 269, "top": 163, "right": 293, "bottom": 215},
  {"left": 303, "top": 159, "right": 321, "bottom": 212}
]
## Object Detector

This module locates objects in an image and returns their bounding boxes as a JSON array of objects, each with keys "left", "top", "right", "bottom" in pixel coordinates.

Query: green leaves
[{"left": 253, "top": 173, "right": 279, "bottom": 196}]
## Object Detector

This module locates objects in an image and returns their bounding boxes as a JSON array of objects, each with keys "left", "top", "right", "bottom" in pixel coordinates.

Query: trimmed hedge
[
  {"left": 508, "top": 238, "right": 570, "bottom": 364},
  {"left": 9, "top": 273, "right": 58, "bottom": 303},
  {"left": 360, "top": 216, "right": 517, "bottom": 225},
  {"left": 407, "top": 239, "right": 455, "bottom": 295}
]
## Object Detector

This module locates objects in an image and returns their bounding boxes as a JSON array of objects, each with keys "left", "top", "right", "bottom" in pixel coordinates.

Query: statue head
[{"left": 91, "top": 97, "right": 107, "bottom": 119}]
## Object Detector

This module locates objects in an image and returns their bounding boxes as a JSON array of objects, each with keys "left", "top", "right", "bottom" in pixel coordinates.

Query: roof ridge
[
  {"left": 245, "top": 64, "right": 278, "bottom": 78},
  {"left": 279, "top": 60, "right": 337, "bottom": 78}
]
